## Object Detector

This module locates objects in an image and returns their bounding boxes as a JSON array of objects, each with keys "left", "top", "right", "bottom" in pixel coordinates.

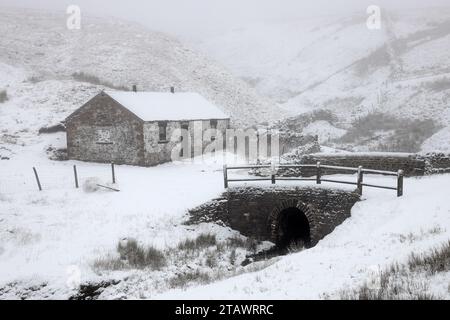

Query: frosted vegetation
[
  {"left": 337, "top": 240, "right": 450, "bottom": 300},
  {"left": 195, "top": 7, "right": 450, "bottom": 152},
  {"left": 0, "top": 90, "right": 7, "bottom": 103}
]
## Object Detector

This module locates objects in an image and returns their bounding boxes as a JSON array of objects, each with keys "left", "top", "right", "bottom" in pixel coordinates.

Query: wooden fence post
[
  {"left": 223, "top": 165, "right": 228, "bottom": 188},
  {"left": 73, "top": 165, "right": 79, "bottom": 188},
  {"left": 397, "top": 170, "right": 404, "bottom": 197},
  {"left": 33, "top": 167, "right": 42, "bottom": 191},
  {"left": 316, "top": 161, "right": 321, "bottom": 184},
  {"left": 357, "top": 166, "right": 363, "bottom": 195},
  {"left": 111, "top": 162, "right": 116, "bottom": 184}
]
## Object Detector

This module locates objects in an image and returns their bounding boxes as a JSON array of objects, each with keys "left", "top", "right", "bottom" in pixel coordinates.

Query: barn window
[
  {"left": 210, "top": 120, "right": 218, "bottom": 141},
  {"left": 181, "top": 122, "right": 189, "bottom": 132},
  {"left": 96, "top": 129, "right": 112, "bottom": 144},
  {"left": 180, "top": 122, "right": 189, "bottom": 142},
  {"left": 158, "top": 122, "right": 167, "bottom": 142}
]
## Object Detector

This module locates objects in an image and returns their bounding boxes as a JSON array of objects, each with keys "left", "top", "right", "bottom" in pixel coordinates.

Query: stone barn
[{"left": 65, "top": 90, "right": 230, "bottom": 166}]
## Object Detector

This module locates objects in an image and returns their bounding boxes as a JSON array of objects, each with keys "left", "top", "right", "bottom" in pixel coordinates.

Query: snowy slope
[
  {"left": 156, "top": 173, "right": 450, "bottom": 299},
  {"left": 2, "top": 134, "right": 449, "bottom": 299},
  {"left": 0, "top": 7, "right": 282, "bottom": 128},
  {"left": 193, "top": 7, "right": 450, "bottom": 148}
]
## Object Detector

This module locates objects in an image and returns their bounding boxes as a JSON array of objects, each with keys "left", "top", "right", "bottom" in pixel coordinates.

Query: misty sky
[{"left": 1, "top": 0, "right": 449, "bottom": 39}]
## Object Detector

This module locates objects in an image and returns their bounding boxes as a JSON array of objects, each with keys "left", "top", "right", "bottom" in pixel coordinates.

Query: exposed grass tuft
[
  {"left": 93, "top": 238, "right": 166, "bottom": 272},
  {"left": 0, "top": 90, "right": 8, "bottom": 103},
  {"left": 335, "top": 112, "right": 441, "bottom": 152},
  {"left": 72, "top": 72, "right": 130, "bottom": 91},
  {"left": 177, "top": 233, "right": 217, "bottom": 251},
  {"left": 229, "top": 249, "right": 237, "bottom": 265},
  {"left": 408, "top": 240, "right": 450, "bottom": 275},
  {"left": 337, "top": 241, "right": 450, "bottom": 300},
  {"left": 426, "top": 77, "right": 450, "bottom": 92},
  {"left": 169, "top": 270, "right": 211, "bottom": 289}
]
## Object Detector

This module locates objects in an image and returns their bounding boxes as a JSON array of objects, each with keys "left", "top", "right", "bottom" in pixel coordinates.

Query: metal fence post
[
  {"left": 33, "top": 167, "right": 42, "bottom": 191},
  {"left": 357, "top": 166, "right": 363, "bottom": 195},
  {"left": 223, "top": 164, "right": 228, "bottom": 188},
  {"left": 73, "top": 165, "right": 79, "bottom": 188},
  {"left": 397, "top": 170, "right": 404, "bottom": 197},
  {"left": 111, "top": 162, "right": 116, "bottom": 184},
  {"left": 316, "top": 161, "right": 321, "bottom": 184}
]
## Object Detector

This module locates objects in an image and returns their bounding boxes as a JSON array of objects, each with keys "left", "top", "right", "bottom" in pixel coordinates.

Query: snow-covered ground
[
  {"left": 0, "top": 6, "right": 449, "bottom": 300},
  {"left": 1, "top": 131, "right": 449, "bottom": 299},
  {"left": 157, "top": 173, "right": 450, "bottom": 299},
  {"left": 0, "top": 138, "right": 252, "bottom": 298}
]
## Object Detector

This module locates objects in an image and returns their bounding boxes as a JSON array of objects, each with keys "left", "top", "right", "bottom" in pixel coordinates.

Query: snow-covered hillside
[
  {"left": 193, "top": 7, "right": 450, "bottom": 150},
  {"left": 157, "top": 173, "right": 450, "bottom": 300},
  {"left": 0, "top": 7, "right": 282, "bottom": 129},
  {"left": 0, "top": 6, "right": 449, "bottom": 301},
  {"left": 1, "top": 139, "right": 448, "bottom": 299}
]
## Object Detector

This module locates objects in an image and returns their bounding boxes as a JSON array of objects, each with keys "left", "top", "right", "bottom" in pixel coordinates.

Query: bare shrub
[
  {"left": 72, "top": 72, "right": 129, "bottom": 91},
  {"left": 399, "top": 226, "right": 444, "bottom": 244},
  {"left": 169, "top": 270, "right": 211, "bottom": 289},
  {"left": 226, "top": 235, "right": 246, "bottom": 248},
  {"left": 338, "top": 241, "right": 450, "bottom": 300},
  {"left": 246, "top": 238, "right": 259, "bottom": 254},
  {"left": 408, "top": 240, "right": 450, "bottom": 275},
  {"left": 117, "top": 239, "right": 166, "bottom": 270},
  {"left": 229, "top": 249, "right": 237, "bottom": 265},
  {"left": 92, "top": 255, "right": 125, "bottom": 272},
  {"left": 205, "top": 250, "right": 218, "bottom": 268},
  {"left": 426, "top": 77, "right": 450, "bottom": 92},
  {"left": 225, "top": 235, "right": 259, "bottom": 252},
  {"left": 46, "top": 146, "right": 68, "bottom": 161},
  {"left": 28, "top": 76, "right": 41, "bottom": 83},
  {"left": 0, "top": 90, "right": 8, "bottom": 103},
  {"left": 178, "top": 233, "right": 217, "bottom": 251},
  {"left": 335, "top": 112, "right": 441, "bottom": 152},
  {"left": 93, "top": 238, "right": 165, "bottom": 272}
]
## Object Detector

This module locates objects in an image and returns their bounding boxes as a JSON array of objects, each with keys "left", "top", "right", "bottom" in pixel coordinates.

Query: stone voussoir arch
[{"left": 268, "top": 199, "right": 320, "bottom": 247}]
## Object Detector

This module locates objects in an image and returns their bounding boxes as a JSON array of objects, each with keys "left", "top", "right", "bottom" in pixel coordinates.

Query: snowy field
[
  {"left": 157, "top": 172, "right": 450, "bottom": 299},
  {"left": 0, "top": 6, "right": 449, "bottom": 300},
  {"left": 0, "top": 136, "right": 243, "bottom": 298},
  {"left": 1, "top": 136, "right": 449, "bottom": 299}
]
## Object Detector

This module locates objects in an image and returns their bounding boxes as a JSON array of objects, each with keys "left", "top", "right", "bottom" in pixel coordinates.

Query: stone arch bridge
[{"left": 188, "top": 186, "right": 360, "bottom": 248}]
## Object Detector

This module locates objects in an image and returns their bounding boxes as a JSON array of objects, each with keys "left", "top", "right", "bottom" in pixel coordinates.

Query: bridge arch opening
[{"left": 276, "top": 207, "right": 311, "bottom": 249}]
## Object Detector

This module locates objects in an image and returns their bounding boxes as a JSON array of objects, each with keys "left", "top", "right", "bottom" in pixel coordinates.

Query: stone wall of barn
[
  {"left": 66, "top": 93, "right": 145, "bottom": 165},
  {"left": 142, "top": 119, "right": 230, "bottom": 166}
]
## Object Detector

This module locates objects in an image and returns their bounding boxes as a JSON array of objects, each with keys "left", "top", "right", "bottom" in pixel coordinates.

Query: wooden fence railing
[{"left": 223, "top": 162, "right": 404, "bottom": 197}]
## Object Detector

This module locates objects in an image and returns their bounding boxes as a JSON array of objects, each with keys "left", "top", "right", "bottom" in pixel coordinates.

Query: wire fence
[{"left": 0, "top": 162, "right": 117, "bottom": 195}]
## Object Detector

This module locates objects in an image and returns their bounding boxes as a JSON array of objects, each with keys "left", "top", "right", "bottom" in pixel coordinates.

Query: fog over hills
[
  {"left": 193, "top": 7, "right": 450, "bottom": 151},
  {"left": 0, "top": 7, "right": 282, "bottom": 132}
]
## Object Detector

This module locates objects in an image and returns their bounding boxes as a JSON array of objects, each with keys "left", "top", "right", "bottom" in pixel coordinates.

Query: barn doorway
[{"left": 276, "top": 207, "right": 311, "bottom": 249}]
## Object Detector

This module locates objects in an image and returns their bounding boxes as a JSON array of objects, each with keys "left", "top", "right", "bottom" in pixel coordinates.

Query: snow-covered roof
[{"left": 105, "top": 91, "right": 229, "bottom": 122}]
